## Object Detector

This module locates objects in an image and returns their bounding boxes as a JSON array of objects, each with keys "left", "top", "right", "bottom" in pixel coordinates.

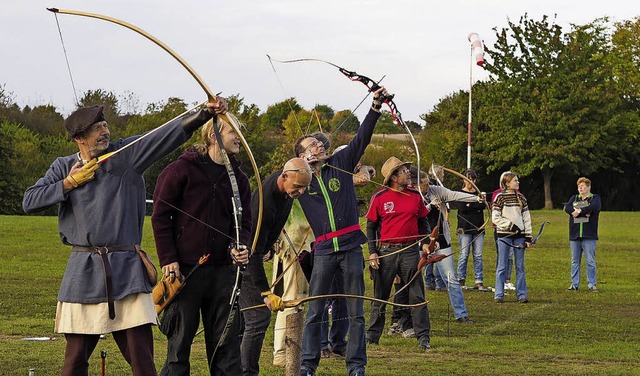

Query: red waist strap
[{"left": 315, "top": 224, "right": 361, "bottom": 243}]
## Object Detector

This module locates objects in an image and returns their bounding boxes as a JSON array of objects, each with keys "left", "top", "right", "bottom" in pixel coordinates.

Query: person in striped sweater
[{"left": 492, "top": 172, "right": 533, "bottom": 303}]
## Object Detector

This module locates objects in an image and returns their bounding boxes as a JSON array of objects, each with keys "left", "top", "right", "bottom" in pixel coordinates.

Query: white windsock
[{"left": 468, "top": 33, "right": 484, "bottom": 66}]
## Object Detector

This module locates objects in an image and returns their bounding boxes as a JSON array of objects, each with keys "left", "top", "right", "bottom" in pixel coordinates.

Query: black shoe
[
  {"left": 366, "top": 338, "right": 378, "bottom": 345},
  {"left": 495, "top": 297, "right": 504, "bottom": 303},
  {"left": 457, "top": 316, "right": 474, "bottom": 324},
  {"left": 459, "top": 279, "right": 465, "bottom": 286},
  {"left": 350, "top": 368, "right": 366, "bottom": 376},
  {"left": 518, "top": 298, "right": 529, "bottom": 303},
  {"left": 419, "top": 341, "right": 431, "bottom": 350},
  {"left": 332, "top": 346, "right": 346, "bottom": 357},
  {"left": 300, "top": 369, "right": 315, "bottom": 376}
]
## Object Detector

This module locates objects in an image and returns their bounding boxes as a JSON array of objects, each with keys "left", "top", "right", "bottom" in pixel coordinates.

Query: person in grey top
[
  {"left": 422, "top": 168, "right": 480, "bottom": 324},
  {"left": 22, "top": 100, "right": 227, "bottom": 376}
]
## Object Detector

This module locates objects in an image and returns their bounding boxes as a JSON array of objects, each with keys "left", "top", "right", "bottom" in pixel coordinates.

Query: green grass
[{"left": 1, "top": 211, "right": 639, "bottom": 375}]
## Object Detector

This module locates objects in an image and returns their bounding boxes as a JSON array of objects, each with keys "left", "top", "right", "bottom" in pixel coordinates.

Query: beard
[{"left": 89, "top": 136, "right": 110, "bottom": 157}]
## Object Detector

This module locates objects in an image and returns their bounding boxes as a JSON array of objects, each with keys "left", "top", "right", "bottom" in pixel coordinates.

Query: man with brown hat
[
  {"left": 365, "top": 156, "right": 433, "bottom": 350},
  {"left": 23, "top": 99, "right": 227, "bottom": 376}
]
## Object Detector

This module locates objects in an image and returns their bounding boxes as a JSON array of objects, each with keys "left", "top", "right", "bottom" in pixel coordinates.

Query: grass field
[{"left": 1, "top": 210, "right": 639, "bottom": 375}]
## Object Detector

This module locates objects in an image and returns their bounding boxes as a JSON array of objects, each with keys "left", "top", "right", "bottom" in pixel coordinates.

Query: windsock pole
[{"left": 467, "top": 32, "right": 484, "bottom": 169}]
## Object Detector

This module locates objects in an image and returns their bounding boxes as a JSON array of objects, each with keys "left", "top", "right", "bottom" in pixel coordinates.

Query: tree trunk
[
  {"left": 284, "top": 307, "right": 304, "bottom": 376},
  {"left": 542, "top": 168, "right": 554, "bottom": 209}
]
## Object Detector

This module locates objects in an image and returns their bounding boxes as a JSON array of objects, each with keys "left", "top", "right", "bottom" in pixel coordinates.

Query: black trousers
[
  {"left": 366, "top": 245, "right": 430, "bottom": 343},
  {"left": 238, "top": 272, "right": 272, "bottom": 376},
  {"left": 160, "top": 264, "right": 241, "bottom": 376},
  {"left": 62, "top": 324, "right": 156, "bottom": 376}
]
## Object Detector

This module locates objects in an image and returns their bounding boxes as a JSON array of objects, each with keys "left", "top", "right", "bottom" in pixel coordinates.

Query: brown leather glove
[{"left": 66, "top": 159, "right": 99, "bottom": 188}]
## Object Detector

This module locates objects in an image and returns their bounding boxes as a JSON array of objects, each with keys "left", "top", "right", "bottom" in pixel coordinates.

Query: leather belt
[{"left": 72, "top": 245, "right": 134, "bottom": 320}]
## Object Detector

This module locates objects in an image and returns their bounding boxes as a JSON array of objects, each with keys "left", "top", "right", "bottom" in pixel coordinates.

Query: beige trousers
[{"left": 272, "top": 201, "right": 313, "bottom": 365}]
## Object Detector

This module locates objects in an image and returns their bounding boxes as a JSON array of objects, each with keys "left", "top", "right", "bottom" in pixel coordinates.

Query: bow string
[{"left": 47, "top": 7, "right": 264, "bottom": 253}]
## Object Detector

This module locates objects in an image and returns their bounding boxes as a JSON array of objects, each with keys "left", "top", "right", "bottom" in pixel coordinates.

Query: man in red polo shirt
[{"left": 365, "top": 156, "right": 433, "bottom": 350}]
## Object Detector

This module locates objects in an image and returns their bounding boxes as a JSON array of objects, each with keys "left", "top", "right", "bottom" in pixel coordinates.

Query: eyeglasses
[
  {"left": 284, "top": 168, "right": 314, "bottom": 175},
  {"left": 303, "top": 140, "right": 323, "bottom": 152}
]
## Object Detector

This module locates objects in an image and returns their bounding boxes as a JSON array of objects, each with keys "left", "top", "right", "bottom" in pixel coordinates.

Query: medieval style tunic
[{"left": 23, "top": 116, "right": 193, "bottom": 334}]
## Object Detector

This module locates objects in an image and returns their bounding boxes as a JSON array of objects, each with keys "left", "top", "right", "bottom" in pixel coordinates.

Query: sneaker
[
  {"left": 589, "top": 286, "right": 598, "bottom": 292},
  {"left": 505, "top": 282, "right": 516, "bottom": 290},
  {"left": 456, "top": 316, "right": 474, "bottom": 324},
  {"left": 518, "top": 298, "right": 529, "bottom": 303},
  {"left": 388, "top": 322, "right": 401, "bottom": 336},
  {"left": 321, "top": 348, "right": 333, "bottom": 358},
  {"left": 419, "top": 341, "right": 431, "bottom": 350},
  {"left": 567, "top": 285, "right": 579, "bottom": 291},
  {"left": 474, "top": 282, "right": 484, "bottom": 289},
  {"left": 350, "top": 368, "right": 366, "bottom": 376},
  {"left": 459, "top": 278, "right": 466, "bottom": 286},
  {"left": 300, "top": 369, "right": 315, "bottom": 376},
  {"left": 495, "top": 297, "right": 504, "bottom": 303},
  {"left": 402, "top": 328, "right": 416, "bottom": 338},
  {"left": 366, "top": 338, "right": 378, "bottom": 345}
]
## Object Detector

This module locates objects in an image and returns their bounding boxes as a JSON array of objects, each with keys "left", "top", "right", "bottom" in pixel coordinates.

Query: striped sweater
[{"left": 492, "top": 189, "right": 532, "bottom": 241}]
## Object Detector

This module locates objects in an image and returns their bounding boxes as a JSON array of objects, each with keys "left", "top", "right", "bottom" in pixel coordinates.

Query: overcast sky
[{"left": 2, "top": 1, "right": 637, "bottom": 123}]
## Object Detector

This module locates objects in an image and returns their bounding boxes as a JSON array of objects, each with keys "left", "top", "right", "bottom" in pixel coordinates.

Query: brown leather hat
[
  {"left": 64, "top": 105, "right": 105, "bottom": 139},
  {"left": 381, "top": 156, "right": 412, "bottom": 186}
]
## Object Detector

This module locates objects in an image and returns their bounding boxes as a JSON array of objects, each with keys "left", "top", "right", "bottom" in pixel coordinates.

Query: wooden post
[{"left": 284, "top": 307, "right": 304, "bottom": 376}]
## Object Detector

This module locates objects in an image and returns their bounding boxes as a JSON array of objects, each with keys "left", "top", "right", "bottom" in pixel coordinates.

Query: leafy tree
[
  {"left": 311, "top": 104, "right": 335, "bottom": 132},
  {"left": 405, "top": 120, "right": 423, "bottom": 132},
  {"left": 330, "top": 110, "right": 360, "bottom": 134},
  {"left": 0, "top": 122, "right": 41, "bottom": 214},
  {"left": 260, "top": 98, "right": 301, "bottom": 133},
  {"left": 0, "top": 84, "right": 23, "bottom": 125},
  {"left": 420, "top": 90, "right": 470, "bottom": 171},
  {"left": 478, "top": 15, "right": 623, "bottom": 208},
  {"left": 610, "top": 17, "right": 640, "bottom": 109},
  {"left": 373, "top": 111, "right": 403, "bottom": 135},
  {"left": 22, "top": 104, "right": 65, "bottom": 136},
  {"left": 78, "top": 89, "right": 126, "bottom": 137}
]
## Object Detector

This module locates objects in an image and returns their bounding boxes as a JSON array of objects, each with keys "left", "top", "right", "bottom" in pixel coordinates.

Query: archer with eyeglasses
[{"left": 292, "top": 87, "right": 388, "bottom": 376}]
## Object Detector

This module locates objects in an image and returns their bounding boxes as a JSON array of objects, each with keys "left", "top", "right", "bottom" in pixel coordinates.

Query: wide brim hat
[
  {"left": 381, "top": 156, "right": 412, "bottom": 186},
  {"left": 64, "top": 105, "right": 105, "bottom": 139}
]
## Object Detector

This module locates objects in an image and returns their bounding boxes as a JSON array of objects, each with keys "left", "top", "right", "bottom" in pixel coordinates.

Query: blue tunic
[{"left": 23, "top": 117, "right": 191, "bottom": 303}]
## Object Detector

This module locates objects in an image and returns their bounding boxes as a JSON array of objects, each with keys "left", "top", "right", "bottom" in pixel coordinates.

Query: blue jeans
[
  {"left": 495, "top": 238, "right": 527, "bottom": 300},
  {"left": 301, "top": 248, "right": 366, "bottom": 375},
  {"left": 457, "top": 232, "right": 485, "bottom": 283},
  {"left": 427, "top": 247, "right": 468, "bottom": 319},
  {"left": 320, "top": 272, "right": 348, "bottom": 352},
  {"left": 570, "top": 239, "right": 597, "bottom": 288},
  {"left": 424, "top": 264, "right": 445, "bottom": 289},
  {"left": 494, "top": 229, "right": 514, "bottom": 281}
]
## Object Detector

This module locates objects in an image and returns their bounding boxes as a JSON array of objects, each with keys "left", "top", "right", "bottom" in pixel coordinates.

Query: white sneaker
[
  {"left": 402, "top": 328, "right": 416, "bottom": 338},
  {"left": 504, "top": 282, "right": 516, "bottom": 290}
]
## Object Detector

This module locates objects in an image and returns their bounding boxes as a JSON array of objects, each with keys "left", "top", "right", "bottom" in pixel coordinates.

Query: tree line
[{"left": 1, "top": 14, "right": 638, "bottom": 215}]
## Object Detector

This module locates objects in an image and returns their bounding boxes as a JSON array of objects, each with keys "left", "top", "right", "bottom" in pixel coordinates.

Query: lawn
[{"left": 0, "top": 210, "right": 639, "bottom": 375}]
